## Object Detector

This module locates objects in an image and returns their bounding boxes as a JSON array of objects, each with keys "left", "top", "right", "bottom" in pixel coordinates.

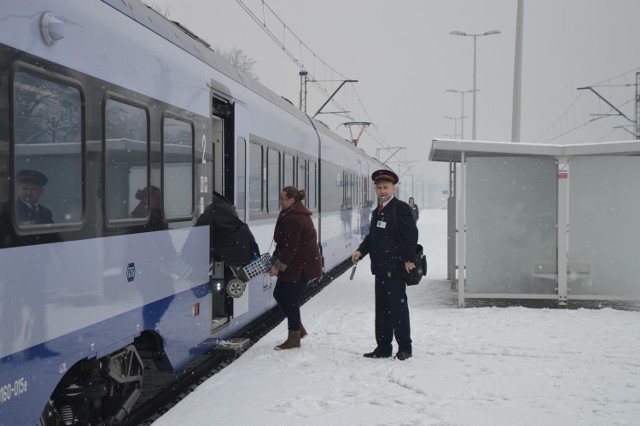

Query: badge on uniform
[{"left": 376, "top": 220, "right": 387, "bottom": 228}]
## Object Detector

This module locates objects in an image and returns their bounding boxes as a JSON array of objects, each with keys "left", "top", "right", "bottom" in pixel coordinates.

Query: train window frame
[
  {"left": 283, "top": 152, "right": 294, "bottom": 187},
  {"left": 236, "top": 137, "right": 247, "bottom": 221},
  {"left": 308, "top": 160, "right": 317, "bottom": 209},
  {"left": 103, "top": 93, "right": 151, "bottom": 227},
  {"left": 11, "top": 64, "right": 86, "bottom": 233},
  {"left": 248, "top": 141, "right": 263, "bottom": 217},
  {"left": 162, "top": 113, "right": 195, "bottom": 221},
  {"left": 267, "top": 147, "right": 281, "bottom": 215},
  {"left": 297, "top": 157, "right": 307, "bottom": 194}
]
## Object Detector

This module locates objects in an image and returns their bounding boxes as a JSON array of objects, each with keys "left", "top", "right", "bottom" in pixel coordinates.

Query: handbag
[{"left": 403, "top": 244, "right": 427, "bottom": 286}]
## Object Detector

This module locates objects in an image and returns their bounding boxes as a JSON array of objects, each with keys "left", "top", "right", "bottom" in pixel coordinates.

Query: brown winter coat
[{"left": 272, "top": 201, "right": 323, "bottom": 282}]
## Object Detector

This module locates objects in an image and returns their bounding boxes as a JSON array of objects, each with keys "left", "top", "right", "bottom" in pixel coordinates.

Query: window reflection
[
  {"left": 284, "top": 152, "right": 294, "bottom": 187},
  {"left": 267, "top": 148, "right": 280, "bottom": 213},
  {"left": 236, "top": 138, "right": 246, "bottom": 221},
  {"left": 163, "top": 117, "right": 193, "bottom": 218},
  {"left": 13, "top": 71, "right": 82, "bottom": 226},
  {"left": 105, "top": 99, "right": 148, "bottom": 222},
  {"left": 249, "top": 143, "right": 262, "bottom": 214}
]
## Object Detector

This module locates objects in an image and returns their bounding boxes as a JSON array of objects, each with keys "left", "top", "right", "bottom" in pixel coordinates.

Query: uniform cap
[
  {"left": 17, "top": 169, "right": 48, "bottom": 186},
  {"left": 371, "top": 169, "right": 399, "bottom": 185}
]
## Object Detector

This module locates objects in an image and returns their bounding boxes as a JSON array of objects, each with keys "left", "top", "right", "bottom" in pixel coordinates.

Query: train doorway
[{"left": 209, "top": 92, "right": 236, "bottom": 331}]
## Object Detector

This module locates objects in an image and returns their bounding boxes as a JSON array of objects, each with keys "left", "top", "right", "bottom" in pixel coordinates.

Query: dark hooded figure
[{"left": 190, "top": 191, "right": 259, "bottom": 267}]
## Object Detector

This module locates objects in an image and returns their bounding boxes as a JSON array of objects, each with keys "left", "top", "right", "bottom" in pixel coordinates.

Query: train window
[
  {"left": 236, "top": 138, "right": 247, "bottom": 221},
  {"left": 348, "top": 173, "right": 353, "bottom": 208},
  {"left": 163, "top": 117, "right": 193, "bottom": 219},
  {"left": 283, "top": 152, "right": 294, "bottom": 187},
  {"left": 364, "top": 175, "right": 368, "bottom": 205},
  {"left": 248, "top": 142, "right": 262, "bottom": 214},
  {"left": 13, "top": 70, "right": 83, "bottom": 227},
  {"left": 267, "top": 148, "right": 280, "bottom": 213},
  {"left": 363, "top": 176, "right": 369, "bottom": 205},
  {"left": 104, "top": 99, "right": 149, "bottom": 223},
  {"left": 298, "top": 158, "right": 307, "bottom": 193},
  {"left": 341, "top": 171, "right": 346, "bottom": 208},
  {"left": 352, "top": 173, "right": 356, "bottom": 207},
  {"left": 345, "top": 172, "right": 353, "bottom": 209},
  {"left": 308, "top": 161, "right": 316, "bottom": 209}
]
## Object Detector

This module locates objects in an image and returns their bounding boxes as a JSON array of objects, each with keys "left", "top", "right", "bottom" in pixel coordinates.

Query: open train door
[{"left": 208, "top": 80, "right": 236, "bottom": 331}]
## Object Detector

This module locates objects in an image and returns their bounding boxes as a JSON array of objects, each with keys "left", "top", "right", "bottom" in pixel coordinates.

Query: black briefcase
[{"left": 403, "top": 244, "right": 427, "bottom": 286}]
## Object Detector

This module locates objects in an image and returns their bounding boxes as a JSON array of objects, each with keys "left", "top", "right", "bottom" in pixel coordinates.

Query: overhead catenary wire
[
  {"left": 532, "top": 66, "right": 640, "bottom": 143},
  {"left": 234, "top": 0, "right": 389, "bottom": 150}
]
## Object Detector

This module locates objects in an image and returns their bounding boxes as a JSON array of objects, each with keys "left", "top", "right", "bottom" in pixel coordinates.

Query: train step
[{"left": 210, "top": 338, "right": 252, "bottom": 356}]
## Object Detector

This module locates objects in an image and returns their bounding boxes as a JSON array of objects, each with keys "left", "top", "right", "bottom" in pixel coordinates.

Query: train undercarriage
[{"left": 39, "top": 344, "right": 146, "bottom": 426}]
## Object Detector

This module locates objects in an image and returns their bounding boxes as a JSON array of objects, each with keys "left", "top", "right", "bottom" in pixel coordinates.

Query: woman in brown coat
[{"left": 268, "top": 186, "right": 323, "bottom": 350}]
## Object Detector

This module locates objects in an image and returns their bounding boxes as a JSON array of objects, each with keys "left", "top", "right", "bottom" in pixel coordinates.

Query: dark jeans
[
  {"left": 273, "top": 271, "right": 308, "bottom": 331},
  {"left": 374, "top": 269, "right": 412, "bottom": 354}
]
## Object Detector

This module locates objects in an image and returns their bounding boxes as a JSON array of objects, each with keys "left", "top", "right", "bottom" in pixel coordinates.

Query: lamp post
[
  {"left": 446, "top": 89, "right": 475, "bottom": 139},
  {"left": 444, "top": 115, "right": 466, "bottom": 139},
  {"left": 450, "top": 29, "right": 501, "bottom": 140}
]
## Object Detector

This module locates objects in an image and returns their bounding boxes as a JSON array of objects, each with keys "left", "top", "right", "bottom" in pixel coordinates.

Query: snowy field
[{"left": 153, "top": 209, "right": 640, "bottom": 426}]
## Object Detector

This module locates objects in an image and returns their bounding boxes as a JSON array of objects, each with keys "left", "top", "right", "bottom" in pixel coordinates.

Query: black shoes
[
  {"left": 395, "top": 351, "right": 412, "bottom": 361},
  {"left": 363, "top": 349, "right": 392, "bottom": 359},
  {"left": 363, "top": 348, "right": 413, "bottom": 360}
]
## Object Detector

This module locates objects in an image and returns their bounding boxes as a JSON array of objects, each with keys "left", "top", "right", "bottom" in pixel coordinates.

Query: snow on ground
[{"left": 153, "top": 209, "right": 640, "bottom": 426}]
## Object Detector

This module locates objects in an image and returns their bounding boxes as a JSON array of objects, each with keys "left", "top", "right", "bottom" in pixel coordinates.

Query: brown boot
[
  {"left": 274, "top": 330, "right": 301, "bottom": 350},
  {"left": 300, "top": 325, "right": 307, "bottom": 339}
]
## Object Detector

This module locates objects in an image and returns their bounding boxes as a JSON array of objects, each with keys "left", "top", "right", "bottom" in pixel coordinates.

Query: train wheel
[
  {"left": 36, "top": 345, "right": 144, "bottom": 425},
  {"left": 226, "top": 278, "right": 246, "bottom": 298}
]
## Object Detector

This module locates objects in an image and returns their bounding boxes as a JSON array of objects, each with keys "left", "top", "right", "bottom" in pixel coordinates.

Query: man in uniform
[
  {"left": 15, "top": 169, "right": 53, "bottom": 225},
  {"left": 351, "top": 169, "right": 418, "bottom": 361}
]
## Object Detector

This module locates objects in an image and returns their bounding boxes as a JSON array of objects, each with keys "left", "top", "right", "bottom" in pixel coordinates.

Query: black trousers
[
  {"left": 374, "top": 269, "right": 412, "bottom": 354},
  {"left": 273, "top": 271, "right": 307, "bottom": 331}
]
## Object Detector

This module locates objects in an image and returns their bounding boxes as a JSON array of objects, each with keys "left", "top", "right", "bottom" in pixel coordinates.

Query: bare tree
[
  {"left": 143, "top": 3, "right": 259, "bottom": 80},
  {"left": 217, "top": 46, "right": 260, "bottom": 81}
]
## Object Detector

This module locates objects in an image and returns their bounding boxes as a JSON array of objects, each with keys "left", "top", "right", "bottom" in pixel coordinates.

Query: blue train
[{"left": 0, "top": 1, "right": 383, "bottom": 424}]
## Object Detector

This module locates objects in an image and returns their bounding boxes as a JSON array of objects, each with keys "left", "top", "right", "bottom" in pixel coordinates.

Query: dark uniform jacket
[
  {"left": 357, "top": 197, "right": 418, "bottom": 275},
  {"left": 272, "top": 201, "right": 323, "bottom": 282},
  {"left": 16, "top": 199, "right": 53, "bottom": 225}
]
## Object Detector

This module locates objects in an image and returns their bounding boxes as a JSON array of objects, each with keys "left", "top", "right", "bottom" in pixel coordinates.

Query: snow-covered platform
[{"left": 151, "top": 210, "right": 640, "bottom": 426}]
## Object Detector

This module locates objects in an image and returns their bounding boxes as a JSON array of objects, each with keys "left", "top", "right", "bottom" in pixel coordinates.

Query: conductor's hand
[
  {"left": 351, "top": 251, "right": 362, "bottom": 264},
  {"left": 404, "top": 261, "right": 416, "bottom": 273}
]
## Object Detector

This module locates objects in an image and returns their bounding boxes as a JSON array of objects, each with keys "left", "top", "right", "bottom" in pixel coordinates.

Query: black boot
[{"left": 363, "top": 348, "right": 391, "bottom": 358}]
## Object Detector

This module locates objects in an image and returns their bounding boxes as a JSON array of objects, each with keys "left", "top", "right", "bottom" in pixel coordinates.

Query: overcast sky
[{"left": 147, "top": 0, "right": 640, "bottom": 185}]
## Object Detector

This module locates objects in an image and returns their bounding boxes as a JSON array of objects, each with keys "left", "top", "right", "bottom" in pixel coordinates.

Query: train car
[{"left": 0, "top": 0, "right": 385, "bottom": 424}]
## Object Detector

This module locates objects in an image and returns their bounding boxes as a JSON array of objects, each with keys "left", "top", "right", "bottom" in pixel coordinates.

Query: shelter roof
[{"left": 429, "top": 139, "right": 640, "bottom": 162}]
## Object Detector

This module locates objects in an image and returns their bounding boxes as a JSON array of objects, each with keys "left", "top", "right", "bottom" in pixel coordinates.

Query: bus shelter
[{"left": 429, "top": 138, "right": 640, "bottom": 307}]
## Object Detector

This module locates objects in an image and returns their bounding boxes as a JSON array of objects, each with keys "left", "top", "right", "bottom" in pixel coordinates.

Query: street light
[
  {"left": 446, "top": 89, "right": 476, "bottom": 139},
  {"left": 450, "top": 29, "right": 501, "bottom": 140},
  {"left": 444, "top": 115, "right": 467, "bottom": 139}
]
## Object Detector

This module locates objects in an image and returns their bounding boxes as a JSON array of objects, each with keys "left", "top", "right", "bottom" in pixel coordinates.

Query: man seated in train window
[
  {"left": 130, "top": 185, "right": 167, "bottom": 232},
  {"left": 15, "top": 169, "right": 53, "bottom": 225}
]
